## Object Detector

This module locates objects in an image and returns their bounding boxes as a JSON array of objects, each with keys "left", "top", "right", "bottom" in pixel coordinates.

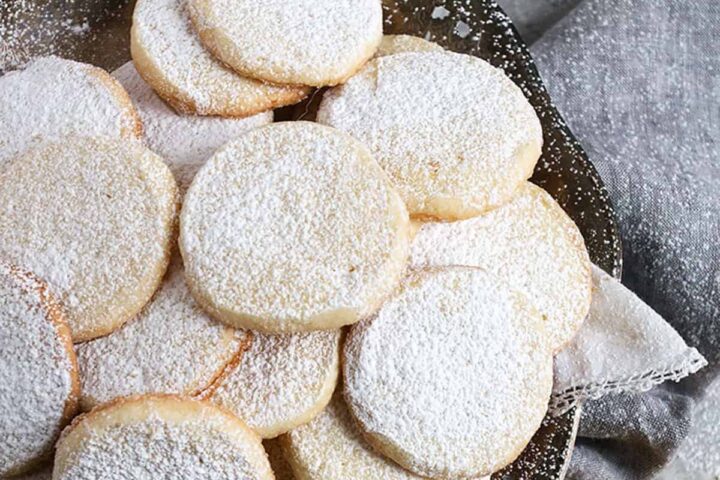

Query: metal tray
[{"left": 1, "top": 1, "right": 623, "bottom": 478}]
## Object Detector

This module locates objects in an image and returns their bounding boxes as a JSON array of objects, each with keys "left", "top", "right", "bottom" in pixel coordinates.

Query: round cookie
[
  {"left": 281, "top": 390, "right": 493, "bottom": 480},
  {"left": 293, "top": 35, "right": 443, "bottom": 123},
  {"left": 53, "top": 395, "right": 274, "bottom": 479},
  {"left": 180, "top": 122, "right": 410, "bottom": 333},
  {"left": 0, "top": 137, "right": 178, "bottom": 342},
  {"left": 280, "top": 391, "right": 424, "bottom": 480},
  {"left": 211, "top": 330, "right": 341, "bottom": 438},
  {"left": 376, "top": 35, "right": 443, "bottom": 57},
  {"left": 343, "top": 267, "right": 553, "bottom": 478},
  {"left": 411, "top": 182, "right": 592, "bottom": 352},
  {"left": 0, "top": 56, "right": 141, "bottom": 164},
  {"left": 113, "top": 61, "right": 273, "bottom": 190},
  {"left": 264, "top": 439, "right": 296, "bottom": 480},
  {"left": 131, "top": 0, "right": 309, "bottom": 116},
  {"left": 318, "top": 51, "right": 543, "bottom": 220},
  {"left": 0, "top": 263, "right": 79, "bottom": 477},
  {"left": 77, "top": 257, "right": 251, "bottom": 411},
  {"left": 187, "top": 0, "right": 383, "bottom": 87}
]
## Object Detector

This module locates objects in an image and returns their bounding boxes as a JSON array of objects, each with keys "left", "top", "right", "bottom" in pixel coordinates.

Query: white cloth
[{"left": 551, "top": 265, "right": 706, "bottom": 415}]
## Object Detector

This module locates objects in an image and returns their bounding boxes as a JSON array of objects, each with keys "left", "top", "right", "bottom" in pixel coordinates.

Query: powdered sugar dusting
[
  {"left": 187, "top": 0, "right": 383, "bottom": 86},
  {"left": 410, "top": 182, "right": 592, "bottom": 351},
  {"left": 180, "top": 122, "right": 409, "bottom": 332},
  {"left": 318, "top": 51, "right": 543, "bottom": 218},
  {"left": 0, "top": 56, "right": 138, "bottom": 164},
  {"left": 376, "top": 34, "right": 443, "bottom": 57},
  {"left": 212, "top": 330, "right": 340, "bottom": 437},
  {"left": 54, "top": 397, "right": 272, "bottom": 479},
  {"left": 132, "top": 0, "right": 308, "bottom": 116},
  {"left": 0, "top": 137, "right": 177, "bottom": 342},
  {"left": 112, "top": 61, "right": 272, "bottom": 190},
  {"left": 284, "top": 391, "right": 427, "bottom": 479},
  {"left": 343, "top": 267, "right": 553, "bottom": 478},
  {"left": 0, "top": 263, "right": 75, "bottom": 476},
  {"left": 77, "top": 258, "right": 248, "bottom": 410}
]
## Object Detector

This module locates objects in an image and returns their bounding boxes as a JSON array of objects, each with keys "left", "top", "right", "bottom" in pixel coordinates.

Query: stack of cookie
[{"left": 0, "top": 0, "right": 592, "bottom": 478}]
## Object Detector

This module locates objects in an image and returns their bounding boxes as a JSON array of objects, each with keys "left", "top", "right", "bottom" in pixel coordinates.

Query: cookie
[
  {"left": 211, "top": 330, "right": 341, "bottom": 438},
  {"left": 0, "top": 137, "right": 178, "bottom": 342},
  {"left": 264, "top": 439, "right": 296, "bottom": 480},
  {"left": 77, "top": 257, "right": 251, "bottom": 411},
  {"left": 180, "top": 122, "right": 410, "bottom": 333},
  {"left": 113, "top": 61, "right": 273, "bottom": 190},
  {"left": 318, "top": 51, "right": 543, "bottom": 220},
  {"left": 131, "top": 0, "right": 309, "bottom": 116},
  {"left": 411, "top": 182, "right": 592, "bottom": 352},
  {"left": 343, "top": 267, "right": 553, "bottom": 478},
  {"left": 187, "top": 0, "right": 383, "bottom": 87},
  {"left": 281, "top": 391, "right": 424, "bottom": 480},
  {"left": 0, "top": 263, "right": 79, "bottom": 477},
  {"left": 53, "top": 395, "right": 274, "bottom": 479},
  {"left": 376, "top": 35, "right": 443, "bottom": 57},
  {"left": 292, "top": 35, "right": 443, "bottom": 123},
  {"left": 0, "top": 56, "right": 141, "bottom": 164}
]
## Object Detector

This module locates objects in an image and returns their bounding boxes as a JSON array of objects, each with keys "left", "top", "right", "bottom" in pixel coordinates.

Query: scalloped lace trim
[{"left": 549, "top": 348, "right": 708, "bottom": 416}]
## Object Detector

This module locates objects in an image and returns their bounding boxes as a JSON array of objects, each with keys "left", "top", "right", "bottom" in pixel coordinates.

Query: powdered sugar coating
[
  {"left": 112, "top": 62, "right": 272, "bottom": 190},
  {"left": 411, "top": 182, "right": 592, "bottom": 352},
  {"left": 282, "top": 391, "right": 423, "bottom": 480},
  {"left": 0, "top": 263, "right": 78, "bottom": 476},
  {"left": 54, "top": 395, "right": 274, "bottom": 480},
  {"left": 187, "top": 0, "right": 383, "bottom": 87},
  {"left": 0, "top": 56, "right": 140, "bottom": 164},
  {"left": 343, "top": 267, "right": 553, "bottom": 478},
  {"left": 212, "top": 330, "right": 340, "bottom": 438},
  {"left": 376, "top": 35, "right": 443, "bottom": 57},
  {"left": 318, "top": 51, "right": 543, "bottom": 220},
  {"left": 0, "top": 137, "right": 178, "bottom": 342},
  {"left": 180, "top": 122, "right": 410, "bottom": 333},
  {"left": 282, "top": 389, "right": 492, "bottom": 480},
  {"left": 131, "top": 0, "right": 309, "bottom": 116},
  {"left": 77, "top": 258, "right": 249, "bottom": 411}
]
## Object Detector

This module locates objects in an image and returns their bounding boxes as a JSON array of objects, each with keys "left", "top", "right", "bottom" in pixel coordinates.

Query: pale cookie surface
[
  {"left": 53, "top": 395, "right": 274, "bottom": 479},
  {"left": 343, "top": 267, "right": 553, "bottom": 478},
  {"left": 77, "top": 257, "right": 250, "bottom": 411},
  {"left": 113, "top": 62, "right": 273, "bottom": 190},
  {"left": 411, "top": 182, "right": 592, "bottom": 352},
  {"left": 0, "top": 263, "right": 79, "bottom": 477},
  {"left": 187, "top": 0, "right": 383, "bottom": 87},
  {"left": 131, "top": 0, "right": 309, "bottom": 116},
  {"left": 180, "top": 122, "right": 410, "bottom": 333},
  {"left": 376, "top": 35, "right": 443, "bottom": 57},
  {"left": 281, "top": 391, "right": 424, "bottom": 480},
  {"left": 318, "top": 51, "right": 543, "bottom": 220},
  {"left": 211, "top": 330, "right": 341, "bottom": 438},
  {"left": 0, "top": 137, "right": 178, "bottom": 342},
  {"left": 293, "top": 35, "right": 442, "bottom": 123},
  {"left": 0, "top": 56, "right": 141, "bottom": 164}
]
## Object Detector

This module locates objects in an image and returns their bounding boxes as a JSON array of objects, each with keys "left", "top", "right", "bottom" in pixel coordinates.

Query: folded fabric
[
  {"left": 551, "top": 264, "right": 706, "bottom": 415},
  {"left": 517, "top": 0, "right": 720, "bottom": 476}
]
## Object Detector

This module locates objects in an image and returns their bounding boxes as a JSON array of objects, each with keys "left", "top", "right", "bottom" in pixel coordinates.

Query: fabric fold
[{"left": 551, "top": 265, "right": 707, "bottom": 415}]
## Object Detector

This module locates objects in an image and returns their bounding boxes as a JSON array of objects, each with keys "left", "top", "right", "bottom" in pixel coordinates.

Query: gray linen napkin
[{"left": 497, "top": 0, "right": 719, "bottom": 477}]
